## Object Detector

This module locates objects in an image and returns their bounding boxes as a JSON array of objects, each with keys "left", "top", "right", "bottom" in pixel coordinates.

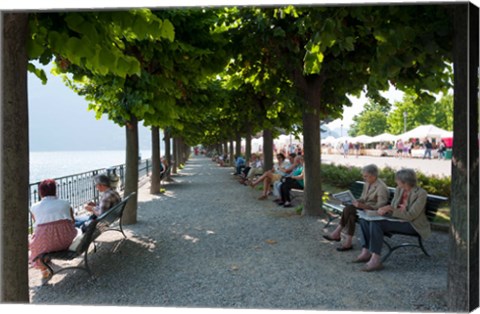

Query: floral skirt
[{"left": 29, "top": 219, "right": 77, "bottom": 267}]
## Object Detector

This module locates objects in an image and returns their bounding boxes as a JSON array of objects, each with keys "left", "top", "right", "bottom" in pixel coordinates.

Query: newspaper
[
  {"left": 332, "top": 190, "right": 356, "bottom": 205},
  {"left": 357, "top": 210, "right": 406, "bottom": 222}
]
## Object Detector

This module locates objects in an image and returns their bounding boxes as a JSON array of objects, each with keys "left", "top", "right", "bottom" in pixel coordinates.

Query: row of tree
[
  {"left": 1, "top": 4, "right": 477, "bottom": 310},
  {"left": 26, "top": 6, "right": 455, "bottom": 219}
]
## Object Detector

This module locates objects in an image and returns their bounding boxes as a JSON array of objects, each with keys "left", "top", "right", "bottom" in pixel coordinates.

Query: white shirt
[
  {"left": 275, "top": 159, "right": 291, "bottom": 176},
  {"left": 30, "top": 196, "right": 72, "bottom": 228}
]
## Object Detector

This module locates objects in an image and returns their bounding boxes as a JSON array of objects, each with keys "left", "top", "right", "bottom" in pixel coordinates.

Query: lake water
[{"left": 29, "top": 150, "right": 154, "bottom": 184}]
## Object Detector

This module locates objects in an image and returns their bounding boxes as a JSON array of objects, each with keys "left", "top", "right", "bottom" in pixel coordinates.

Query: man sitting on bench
[
  {"left": 75, "top": 174, "right": 121, "bottom": 230},
  {"left": 323, "top": 164, "right": 389, "bottom": 251}
]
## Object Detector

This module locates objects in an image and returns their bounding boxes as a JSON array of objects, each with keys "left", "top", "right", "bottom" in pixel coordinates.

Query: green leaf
[
  {"left": 98, "top": 49, "right": 117, "bottom": 71},
  {"left": 160, "top": 19, "right": 175, "bottom": 42},
  {"left": 27, "top": 63, "right": 48, "bottom": 84},
  {"left": 273, "top": 27, "right": 286, "bottom": 38},
  {"left": 27, "top": 37, "right": 45, "bottom": 59},
  {"left": 64, "top": 13, "right": 85, "bottom": 33}
]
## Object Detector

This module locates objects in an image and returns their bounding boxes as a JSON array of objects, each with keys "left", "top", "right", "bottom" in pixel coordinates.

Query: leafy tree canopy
[{"left": 387, "top": 91, "right": 453, "bottom": 134}]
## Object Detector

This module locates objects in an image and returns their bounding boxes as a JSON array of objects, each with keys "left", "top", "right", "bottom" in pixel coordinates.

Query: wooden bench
[
  {"left": 34, "top": 192, "right": 135, "bottom": 282},
  {"left": 323, "top": 181, "right": 448, "bottom": 262}
]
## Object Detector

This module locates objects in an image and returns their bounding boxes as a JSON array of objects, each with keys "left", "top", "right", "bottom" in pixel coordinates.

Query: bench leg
[
  {"left": 381, "top": 236, "right": 430, "bottom": 263},
  {"left": 324, "top": 213, "right": 340, "bottom": 228},
  {"left": 418, "top": 237, "right": 430, "bottom": 257},
  {"left": 37, "top": 253, "right": 54, "bottom": 278},
  {"left": 36, "top": 251, "right": 93, "bottom": 283},
  {"left": 106, "top": 217, "right": 127, "bottom": 238}
]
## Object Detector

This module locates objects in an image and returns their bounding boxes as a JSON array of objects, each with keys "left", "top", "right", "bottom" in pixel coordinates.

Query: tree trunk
[
  {"left": 163, "top": 128, "right": 173, "bottom": 181},
  {"left": 150, "top": 126, "right": 161, "bottom": 194},
  {"left": 182, "top": 141, "right": 189, "bottom": 163},
  {"left": 246, "top": 128, "right": 252, "bottom": 162},
  {"left": 177, "top": 137, "right": 183, "bottom": 165},
  {"left": 229, "top": 139, "right": 235, "bottom": 166},
  {"left": 172, "top": 137, "right": 178, "bottom": 174},
  {"left": 123, "top": 117, "right": 139, "bottom": 225},
  {"left": 300, "top": 75, "right": 324, "bottom": 217},
  {"left": 448, "top": 4, "right": 479, "bottom": 311},
  {"left": 235, "top": 133, "right": 242, "bottom": 157},
  {"left": 175, "top": 137, "right": 181, "bottom": 168},
  {"left": 0, "top": 13, "right": 30, "bottom": 303},
  {"left": 223, "top": 141, "right": 228, "bottom": 156},
  {"left": 263, "top": 129, "right": 273, "bottom": 172}
]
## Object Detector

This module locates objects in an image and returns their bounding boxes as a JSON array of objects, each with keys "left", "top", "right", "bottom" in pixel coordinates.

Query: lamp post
[
  {"left": 340, "top": 124, "right": 343, "bottom": 137},
  {"left": 403, "top": 111, "right": 408, "bottom": 133}
]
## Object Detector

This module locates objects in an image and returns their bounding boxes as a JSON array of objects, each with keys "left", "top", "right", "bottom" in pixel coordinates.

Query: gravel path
[{"left": 29, "top": 156, "right": 449, "bottom": 311}]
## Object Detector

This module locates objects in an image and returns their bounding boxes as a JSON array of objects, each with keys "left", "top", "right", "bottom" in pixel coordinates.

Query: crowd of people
[
  {"left": 225, "top": 151, "right": 431, "bottom": 273},
  {"left": 326, "top": 137, "right": 449, "bottom": 160},
  {"left": 233, "top": 152, "right": 305, "bottom": 208}
]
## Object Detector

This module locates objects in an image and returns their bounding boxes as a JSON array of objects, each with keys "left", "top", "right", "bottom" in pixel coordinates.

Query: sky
[
  {"left": 28, "top": 63, "right": 405, "bottom": 151},
  {"left": 28, "top": 64, "right": 154, "bottom": 151},
  {"left": 325, "top": 87, "right": 405, "bottom": 133}
]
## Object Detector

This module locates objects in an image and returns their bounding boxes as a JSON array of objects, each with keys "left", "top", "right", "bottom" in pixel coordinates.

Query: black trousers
[
  {"left": 280, "top": 177, "right": 303, "bottom": 203},
  {"left": 242, "top": 167, "right": 251, "bottom": 177}
]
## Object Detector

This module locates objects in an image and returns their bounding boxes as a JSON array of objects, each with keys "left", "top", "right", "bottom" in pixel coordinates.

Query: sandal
[
  {"left": 361, "top": 263, "right": 384, "bottom": 272},
  {"left": 323, "top": 235, "right": 341, "bottom": 242},
  {"left": 258, "top": 195, "right": 268, "bottom": 200},
  {"left": 336, "top": 246, "right": 353, "bottom": 252},
  {"left": 351, "top": 256, "right": 371, "bottom": 263},
  {"left": 41, "top": 268, "right": 52, "bottom": 279}
]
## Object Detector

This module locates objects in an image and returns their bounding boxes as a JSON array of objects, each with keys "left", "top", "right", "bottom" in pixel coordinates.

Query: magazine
[{"left": 331, "top": 190, "right": 356, "bottom": 205}]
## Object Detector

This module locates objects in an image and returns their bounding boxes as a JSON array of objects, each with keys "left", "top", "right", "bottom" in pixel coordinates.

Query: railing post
[
  {"left": 93, "top": 170, "right": 99, "bottom": 201},
  {"left": 119, "top": 165, "right": 125, "bottom": 191}
]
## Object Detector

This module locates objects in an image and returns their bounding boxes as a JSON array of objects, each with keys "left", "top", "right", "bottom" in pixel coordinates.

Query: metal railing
[{"left": 28, "top": 158, "right": 151, "bottom": 233}]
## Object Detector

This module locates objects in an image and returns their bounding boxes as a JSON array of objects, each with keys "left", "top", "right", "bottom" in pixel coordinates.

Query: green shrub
[
  {"left": 320, "top": 164, "right": 362, "bottom": 188},
  {"left": 320, "top": 163, "right": 451, "bottom": 198}
]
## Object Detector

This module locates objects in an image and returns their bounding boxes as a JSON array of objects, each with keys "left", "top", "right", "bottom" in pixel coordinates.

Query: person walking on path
[
  {"left": 423, "top": 139, "right": 433, "bottom": 159},
  {"left": 342, "top": 140, "right": 349, "bottom": 158}
]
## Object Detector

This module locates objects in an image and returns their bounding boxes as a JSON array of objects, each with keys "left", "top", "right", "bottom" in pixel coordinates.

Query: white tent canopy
[
  {"left": 370, "top": 132, "right": 398, "bottom": 143},
  {"left": 399, "top": 124, "right": 452, "bottom": 140},
  {"left": 322, "top": 135, "right": 337, "bottom": 145},
  {"left": 351, "top": 134, "right": 374, "bottom": 144}
]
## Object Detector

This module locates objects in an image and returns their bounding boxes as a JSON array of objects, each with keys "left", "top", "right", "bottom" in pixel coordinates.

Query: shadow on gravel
[{"left": 29, "top": 234, "right": 162, "bottom": 305}]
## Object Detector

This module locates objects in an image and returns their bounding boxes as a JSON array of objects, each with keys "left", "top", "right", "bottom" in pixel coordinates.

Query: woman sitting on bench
[
  {"left": 29, "top": 179, "right": 78, "bottom": 279},
  {"left": 323, "top": 164, "right": 389, "bottom": 251},
  {"left": 354, "top": 168, "right": 431, "bottom": 272},
  {"left": 277, "top": 155, "right": 304, "bottom": 208},
  {"left": 249, "top": 153, "right": 291, "bottom": 200}
]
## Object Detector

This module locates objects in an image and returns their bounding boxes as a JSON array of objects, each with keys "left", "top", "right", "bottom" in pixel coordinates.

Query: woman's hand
[
  {"left": 377, "top": 205, "right": 392, "bottom": 216},
  {"left": 352, "top": 200, "right": 363, "bottom": 209}
]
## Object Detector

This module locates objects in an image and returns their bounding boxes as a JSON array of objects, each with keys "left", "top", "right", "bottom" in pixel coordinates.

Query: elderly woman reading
[
  {"left": 323, "top": 164, "right": 389, "bottom": 251},
  {"left": 354, "top": 168, "right": 431, "bottom": 272}
]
